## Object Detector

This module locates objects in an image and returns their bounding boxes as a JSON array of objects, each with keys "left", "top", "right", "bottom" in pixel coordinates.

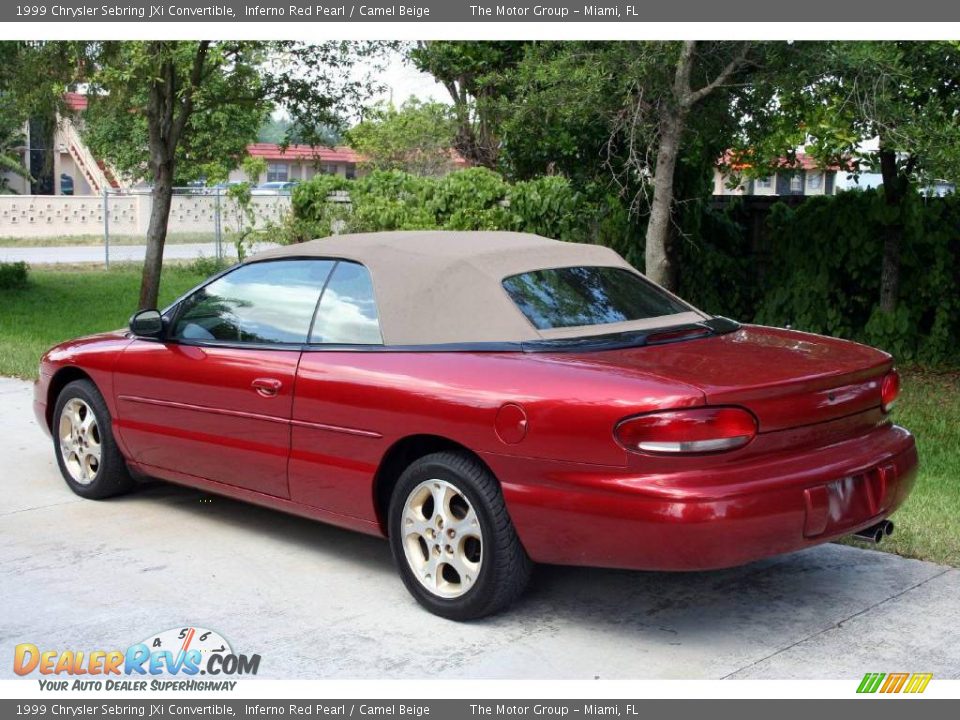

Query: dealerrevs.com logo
[{"left": 14, "top": 626, "right": 260, "bottom": 692}]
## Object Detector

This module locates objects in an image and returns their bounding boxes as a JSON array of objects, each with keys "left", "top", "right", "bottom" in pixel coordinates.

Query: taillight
[
  {"left": 881, "top": 370, "right": 900, "bottom": 413},
  {"left": 615, "top": 407, "right": 758, "bottom": 455}
]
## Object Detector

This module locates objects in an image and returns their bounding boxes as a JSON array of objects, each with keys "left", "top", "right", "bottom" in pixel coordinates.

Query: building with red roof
[
  {"left": 230, "top": 143, "right": 362, "bottom": 184},
  {"left": 713, "top": 151, "right": 845, "bottom": 197},
  {"left": 4, "top": 91, "right": 464, "bottom": 195}
]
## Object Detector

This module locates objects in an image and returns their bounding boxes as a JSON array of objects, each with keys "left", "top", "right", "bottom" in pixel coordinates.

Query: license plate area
[
  {"left": 803, "top": 465, "right": 893, "bottom": 538},
  {"left": 827, "top": 475, "right": 875, "bottom": 526}
]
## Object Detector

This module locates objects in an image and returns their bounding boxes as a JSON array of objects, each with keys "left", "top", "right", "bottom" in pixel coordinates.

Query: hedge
[
  {"left": 289, "top": 170, "right": 959, "bottom": 364},
  {"left": 675, "top": 190, "right": 960, "bottom": 364}
]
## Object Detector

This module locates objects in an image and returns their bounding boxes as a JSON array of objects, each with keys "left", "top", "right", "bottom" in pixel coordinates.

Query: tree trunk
[
  {"left": 878, "top": 147, "right": 903, "bottom": 314},
  {"left": 644, "top": 110, "right": 685, "bottom": 288},
  {"left": 641, "top": 40, "right": 748, "bottom": 291},
  {"left": 138, "top": 161, "right": 174, "bottom": 309},
  {"left": 137, "top": 41, "right": 207, "bottom": 310}
]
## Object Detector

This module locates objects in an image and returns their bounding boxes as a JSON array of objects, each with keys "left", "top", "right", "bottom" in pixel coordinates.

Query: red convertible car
[{"left": 35, "top": 231, "right": 917, "bottom": 619}]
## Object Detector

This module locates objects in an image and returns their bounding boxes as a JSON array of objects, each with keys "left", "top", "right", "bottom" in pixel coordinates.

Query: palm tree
[{"left": 0, "top": 120, "right": 32, "bottom": 194}]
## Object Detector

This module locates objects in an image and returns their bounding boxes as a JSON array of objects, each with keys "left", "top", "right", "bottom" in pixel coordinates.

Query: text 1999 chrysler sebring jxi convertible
[{"left": 35, "top": 231, "right": 917, "bottom": 619}]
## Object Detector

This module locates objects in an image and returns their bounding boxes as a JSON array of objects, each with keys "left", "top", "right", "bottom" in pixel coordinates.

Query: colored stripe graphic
[
  {"left": 881, "top": 673, "right": 909, "bottom": 693},
  {"left": 857, "top": 672, "right": 932, "bottom": 694},
  {"left": 904, "top": 673, "right": 933, "bottom": 694},
  {"left": 857, "top": 673, "right": 885, "bottom": 693}
]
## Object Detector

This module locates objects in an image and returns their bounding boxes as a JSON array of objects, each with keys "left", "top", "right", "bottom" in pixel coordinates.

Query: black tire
[
  {"left": 388, "top": 450, "right": 531, "bottom": 620},
  {"left": 52, "top": 379, "right": 135, "bottom": 500}
]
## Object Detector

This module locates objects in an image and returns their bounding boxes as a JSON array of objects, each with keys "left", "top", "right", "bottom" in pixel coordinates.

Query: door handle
[{"left": 251, "top": 377, "right": 283, "bottom": 397}]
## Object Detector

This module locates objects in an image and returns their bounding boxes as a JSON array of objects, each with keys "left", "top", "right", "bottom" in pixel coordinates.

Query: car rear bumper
[{"left": 485, "top": 422, "right": 918, "bottom": 571}]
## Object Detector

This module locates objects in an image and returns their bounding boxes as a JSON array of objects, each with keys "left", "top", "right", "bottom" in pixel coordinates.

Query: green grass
[
  {"left": 852, "top": 368, "right": 960, "bottom": 567},
  {"left": 0, "top": 232, "right": 234, "bottom": 248},
  {"left": 1, "top": 267, "right": 958, "bottom": 566},
  {"left": 0, "top": 264, "right": 207, "bottom": 378}
]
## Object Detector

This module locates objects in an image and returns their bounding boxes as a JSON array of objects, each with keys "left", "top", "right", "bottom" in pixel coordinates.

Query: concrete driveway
[{"left": 2, "top": 376, "right": 958, "bottom": 680}]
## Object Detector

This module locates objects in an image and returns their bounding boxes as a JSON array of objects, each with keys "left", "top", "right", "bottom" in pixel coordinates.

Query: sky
[
  {"left": 373, "top": 54, "right": 450, "bottom": 106},
  {"left": 272, "top": 50, "right": 450, "bottom": 128}
]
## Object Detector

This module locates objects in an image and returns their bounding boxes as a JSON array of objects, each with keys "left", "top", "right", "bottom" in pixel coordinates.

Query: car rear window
[{"left": 502, "top": 266, "right": 689, "bottom": 330}]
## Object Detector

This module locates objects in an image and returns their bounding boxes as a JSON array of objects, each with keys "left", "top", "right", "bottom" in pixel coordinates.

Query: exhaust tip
[{"left": 853, "top": 520, "right": 893, "bottom": 544}]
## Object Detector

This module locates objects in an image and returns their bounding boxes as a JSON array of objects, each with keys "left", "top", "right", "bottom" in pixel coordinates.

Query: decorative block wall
[{"left": 0, "top": 194, "right": 291, "bottom": 239}]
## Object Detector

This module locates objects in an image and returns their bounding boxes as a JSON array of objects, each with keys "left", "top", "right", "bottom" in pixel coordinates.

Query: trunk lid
[{"left": 561, "top": 324, "right": 892, "bottom": 432}]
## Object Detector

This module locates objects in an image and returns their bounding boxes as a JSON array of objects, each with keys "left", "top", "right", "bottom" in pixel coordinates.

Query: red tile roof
[
  {"left": 719, "top": 150, "right": 846, "bottom": 172},
  {"left": 63, "top": 92, "right": 88, "bottom": 111},
  {"left": 246, "top": 143, "right": 359, "bottom": 164}
]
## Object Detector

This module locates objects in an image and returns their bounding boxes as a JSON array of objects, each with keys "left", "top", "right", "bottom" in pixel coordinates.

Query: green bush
[
  {"left": 286, "top": 168, "right": 628, "bottom": 246},
  {"left": 674, "top": 190, "right": 960, "bottom": 365},
  {"left": 749, "top": 190, "right": 960, "bottom": 363},
  {"left": 0, "top": 261, "right": 29, "bottom": 289},
  {"left": 187, "top": 255, "right": 233, "bottom": 278},
  {"left": 674, "top": 199, "right": 759, "bottom": 321}
]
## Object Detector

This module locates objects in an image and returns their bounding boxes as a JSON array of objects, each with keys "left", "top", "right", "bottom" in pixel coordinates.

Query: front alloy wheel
[
  {"left": 388, "top": 451, "right": 531, "bottom": 620},
  {"left": 58, "top": 397, "right": 102, "bottom": 486},
  {"left": 53, "top": 379, "right": 134, "bottom": 500}
]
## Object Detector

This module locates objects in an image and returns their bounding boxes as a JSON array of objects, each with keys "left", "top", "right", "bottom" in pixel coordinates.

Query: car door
[
  {"left": 287, "top": 260, "right": 387, "bottom": 518},
  {"left": 113, "top": 259, "right": 336, "bottom": 497}
]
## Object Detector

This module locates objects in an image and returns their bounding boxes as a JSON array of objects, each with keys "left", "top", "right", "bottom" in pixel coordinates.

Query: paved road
[
  {"left": 3, "top": 376, "right": 958, "bottom": 679},
  {"left": 0, "top": 242, "right": 278, "bottom": 265}
]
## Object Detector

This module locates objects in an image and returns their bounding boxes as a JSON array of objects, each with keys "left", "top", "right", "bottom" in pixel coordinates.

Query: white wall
[
  {"left": 0, "top": 172, "right": 31, "bottom": 195},
  {"left": 0, "top": 194, "right": 291, "bottom": 239},
  {"left": 712, "top": 170, "right": 745, "bottom": 195},
  {"left": 227, "top": 161, "right": 354, "bottom": 185}
]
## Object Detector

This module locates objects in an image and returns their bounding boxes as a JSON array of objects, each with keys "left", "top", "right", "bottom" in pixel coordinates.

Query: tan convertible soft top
[{"left": 248, "top": 231, "right": 707, "bottom": 345}]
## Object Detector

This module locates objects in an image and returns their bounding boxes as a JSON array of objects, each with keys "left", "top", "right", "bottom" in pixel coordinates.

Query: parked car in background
[
  {"left": 251, "top": 180, "right": 300, "bottom": 195},
  {"left": 34, "top": 231, "right": 917, "bottom": 620},
  {"left": 208, "top": 181, "right": 245, "bottom": 193}
]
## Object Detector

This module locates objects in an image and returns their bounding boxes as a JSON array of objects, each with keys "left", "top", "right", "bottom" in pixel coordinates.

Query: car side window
[
  {"left": 172, "top": 260, "right": 335, "bottom": 345},
  {"left": 309, "top": 261, "right": 382, "bottom": 345}
]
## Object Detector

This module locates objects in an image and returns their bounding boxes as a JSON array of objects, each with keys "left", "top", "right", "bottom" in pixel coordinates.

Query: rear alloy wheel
[
  {"left": 388, "top": 451, "right": 531, "bottom": 620},
  {"left": 53, "top": 380, "right": 135, "bottom": 500},
  {"left": 401, "top": 478, "right": 484, "bottom": 598}
]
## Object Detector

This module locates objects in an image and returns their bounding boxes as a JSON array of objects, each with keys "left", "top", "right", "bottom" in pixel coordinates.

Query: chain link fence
[{"left": 100, "top": 187, "right": 292, "bottom": 267}]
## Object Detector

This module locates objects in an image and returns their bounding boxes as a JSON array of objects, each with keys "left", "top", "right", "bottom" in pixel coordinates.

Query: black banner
[
  {"left": 2, "top": 700, "right": 958, "bottom": 720},
  {"left": 2, "top": 1, "right": 958, "bottom": 23}
]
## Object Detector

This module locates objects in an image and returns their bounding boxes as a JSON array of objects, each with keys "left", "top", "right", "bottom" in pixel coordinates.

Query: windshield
[{"left": 502, "top": 266, "right": 690, "bottom": 330}]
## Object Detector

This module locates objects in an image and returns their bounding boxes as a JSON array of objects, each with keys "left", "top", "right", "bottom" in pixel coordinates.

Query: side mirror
[{"left": 129, "top": 309, "right": 164, "bottom": 338}]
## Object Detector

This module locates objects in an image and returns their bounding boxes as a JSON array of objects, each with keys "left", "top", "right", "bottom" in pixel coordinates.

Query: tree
[
  {"left": 81, "top": 56, "right": 269, "bottom": 186},
  {"left": 627, "top": 42, "right": 752, "bottom": 289},
  {"left": 0, "top": 41, "right": 388, "bottom": 306},
  {"left": 345, "top": 98, "right": 458, "bottom": 176},
  {"left": 740, "top": 41, "right": 960, "bottom": 313},
  {"left": 257, "top": 114, "right": 342, "bottom": 146},
  {"left": 490, "top": 42, "right": 637, "bottom": 184},
  {"left": 469, "top": 41, "right": 759, "bottom": 282},
  {"left": 409, "top": 41, "right": 526, "bottom": 168},
  {"left": 68, "top": 41, "right": 387, "bottom": 309},
  {"left": 0, "top": 42, "right": 71, "bottom": 194},
  {"left": 0, "top": 112, "right": 31, "bottom": 194}
]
